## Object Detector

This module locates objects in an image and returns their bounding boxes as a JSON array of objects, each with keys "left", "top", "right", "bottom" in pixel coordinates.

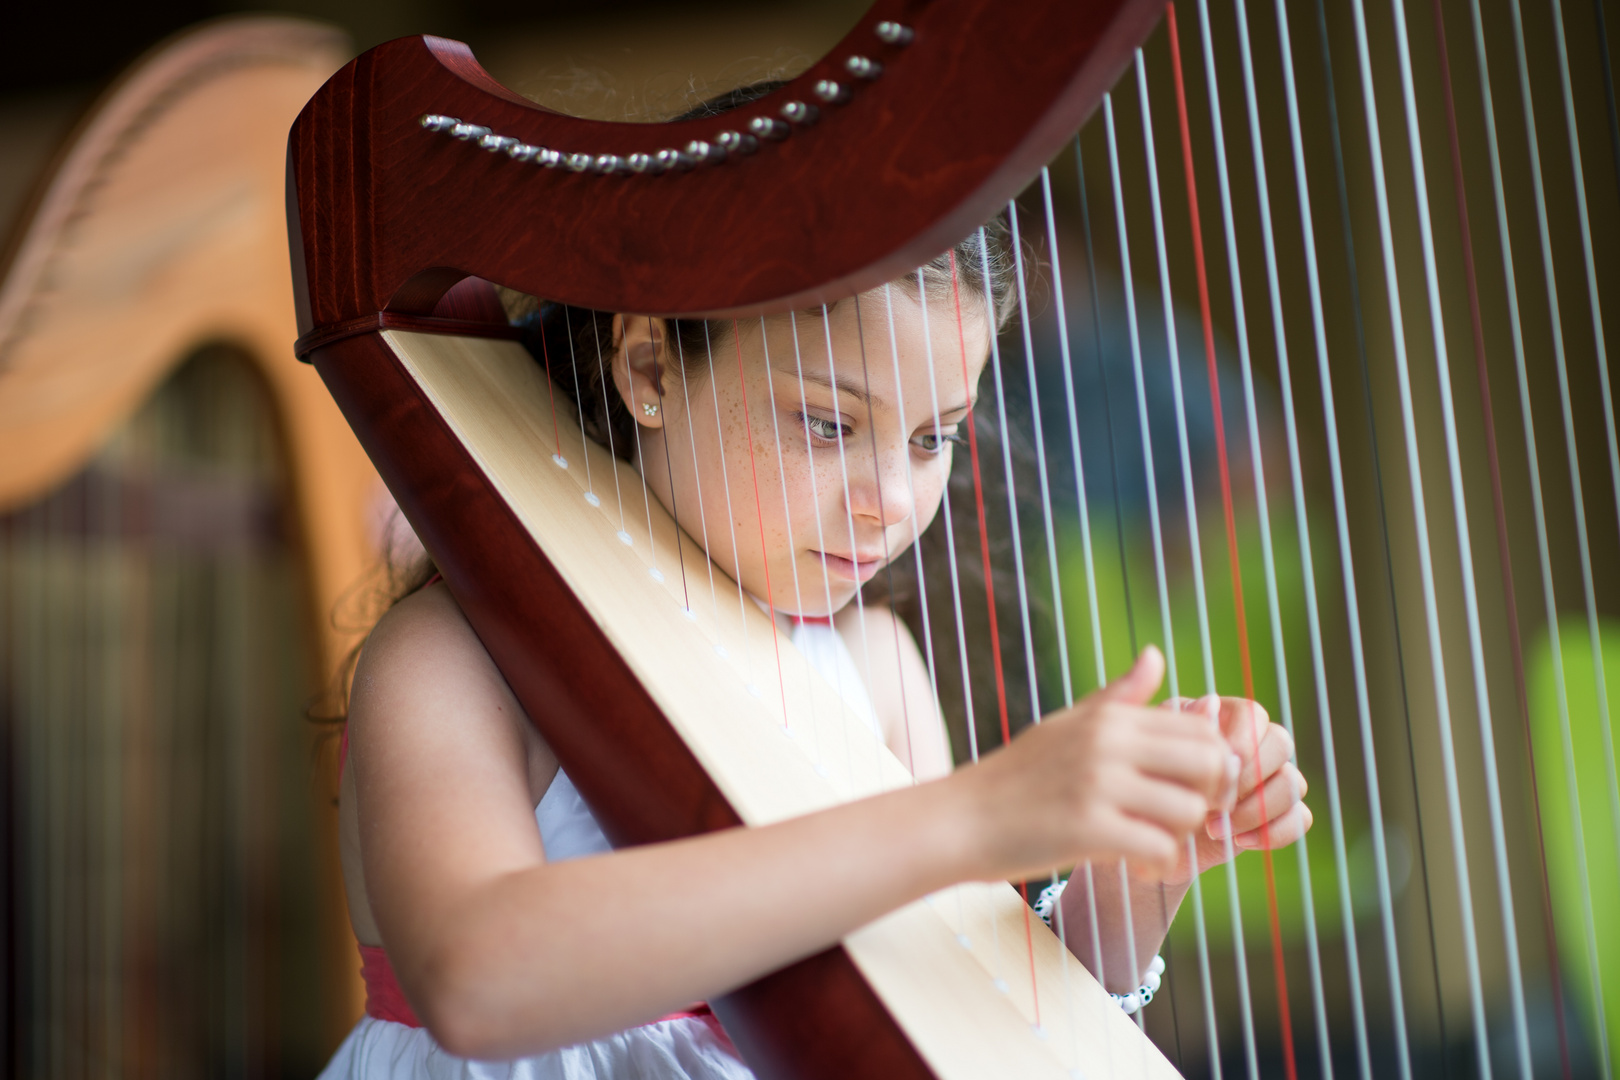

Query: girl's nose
[{"left": 845, "top": 443, "right": 915, "bottom": 531}]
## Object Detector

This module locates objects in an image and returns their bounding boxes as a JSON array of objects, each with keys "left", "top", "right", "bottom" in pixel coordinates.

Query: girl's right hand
[{"left": 954, "top": 645, "right": 1237, "bottom": 884}]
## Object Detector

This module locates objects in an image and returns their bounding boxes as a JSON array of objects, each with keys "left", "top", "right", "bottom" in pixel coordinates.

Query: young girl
[{"left": 318, "top": 227, "right": 1312, "bottom": 1078}]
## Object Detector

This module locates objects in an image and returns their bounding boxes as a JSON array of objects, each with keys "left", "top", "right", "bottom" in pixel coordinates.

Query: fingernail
[{"left": 1207, "top": 816, "right": 1228, "bottom": 839}]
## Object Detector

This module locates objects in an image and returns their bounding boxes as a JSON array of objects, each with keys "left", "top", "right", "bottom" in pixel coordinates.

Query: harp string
[
  {"left": 1165, "top": 8, "right": 1300, "bottom": 1076},
  {"left": 1501, "top": 0, "right": 1618, "bottom": 1066},
  {"left": 537, "top": 322, "right": 566, "bottom": 467},
  {"left": 1205, "top": 0, "right": 1338, "bottom": 1072},
  {"left": 877, "top": 287, "right": 922, "bottom": 777},
  {"left": 1461, "top": 0, "right": 1581, "bottom": 1070},
  {"left": 626, "top": 325, "right": 665, "bottom": 583},
  {"left": 753, "top": 316, "right": 805, "bottom": 741},
  {"left": 1136, "top": 43, "right": 1263, "bottom": 1062},
  {"left": 702, "top": 325, "right": 760, "bottom": 697},
  {"left": 1102, "top": 85, "right": 1187, "bottom": 1044},
  {"left": 789, "top": 310, "right": 859, "bottom": 782},
  {"left": 675, "top": 332, "right": 727, "bottom": 648},
  {"left": 590, "top": 317, "right": 632, "bottom": 544},
  {"left": 912, "top": 276, "right": 982, "bottom": 773},
  {"left": 817, "top": 304, "right": 889, "bottom": 789},
  {"left": 650, "top": 320, "right": 688, "bottom": 607},
  {"left": 912, "top": 267, "right": 986, "bottom": 948},
  {"left": 1349, "top": 0, "right": 1501, "bottom": 1074},
  {"left": 1550, "top": 0, "right": 1620, "bottom": 894},
  {"left": 1267, "top": 0, "right": 1383, "bottom": 1073},
  {"left": 1070, "top": 140, "right": 1141, "bottom": 665},
  {"left": 1034, "top": 166, "right": 1116, "bottom": 1064},
  {"left": 563, "top": 308, "right": 601, "bottom": 506},
  {"left": 1431, "top": 1, "right": 1556, "bottom": 1073},
  {"left": 852, "top": 294, "right": 917, "bottom": 778},
  {"left": 969, "top": 230, "right": 1043, "bottom": 1014},
  {"left": 1071, "top": 130, "right": 1163, "bottom": 1052},
  {"left": 763, "top": 314, "right": 841, "bottom": 774},
  {"left": 995, "top": 204, "right": 1064, "bottom": 1030},
  {"left": 1306, "top": 0, "right": 1418, "bottom": 1070},
  {"left": 730, "top": 321, "right": 791, "bottom": 728},
  {"left": 1393, "top": 0, "right": 1544, "bottom": 1070},
  {"left": 945, "top": 247, "right": 1017, "bottom": 994}
]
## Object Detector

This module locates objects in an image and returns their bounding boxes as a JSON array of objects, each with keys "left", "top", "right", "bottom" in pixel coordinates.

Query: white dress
[{"left": 318, "top": 621, "right": 881, "bottom": 1080}]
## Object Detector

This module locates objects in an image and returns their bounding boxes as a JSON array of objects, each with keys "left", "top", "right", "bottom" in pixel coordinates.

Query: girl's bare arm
[{"left": 351, "top": 586, "right": 1231, "bottom": 1059}]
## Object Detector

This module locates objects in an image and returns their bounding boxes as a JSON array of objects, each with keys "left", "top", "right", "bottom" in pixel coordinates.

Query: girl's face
[{"left": 612, "top": 288, "right": 992, "bottom": 617}]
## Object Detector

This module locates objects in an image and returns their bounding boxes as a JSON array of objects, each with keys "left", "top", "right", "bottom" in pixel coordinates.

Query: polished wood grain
[{"left": 287, "top": 0, "right": 1166, "bottom": 332}]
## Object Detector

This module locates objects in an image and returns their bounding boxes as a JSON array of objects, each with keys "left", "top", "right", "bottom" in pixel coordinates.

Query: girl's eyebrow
[{"left": 790, "top": 368, "right": 874, "bottom": 405}]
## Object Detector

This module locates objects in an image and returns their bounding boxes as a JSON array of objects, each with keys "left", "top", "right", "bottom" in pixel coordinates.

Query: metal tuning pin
[
  {"left": 478, "top": 134, "right": 518, "bottom": 153},
  {"left": 625, "top": 152, "right": 658, "bottom": 175},
  {"left": 656, "top": 148, "right": 695, "bottom": 171},
  {"left": 533, "top": 148, "right": 563, "bottom": 168},
  {"left": 780, "top": 101, "right": 819, "bottom": 126},
  {"left": 450, "top": 122, "right": 492, "bottom": 141},
  {"left": 685, "top": 139, "right": 724, "bottom": 165},
  {"left": 564, "top": 152, "right": 593, "bottom": 173},
  {"left": 844, "top": 55, "right": 883, "bottom": 80},
  {"left": 419, "top": 114, "right": 459, "bottom": 132},
  {"left": 590, "top": 154, "right": 624, "bottom": 175},
  {"left": 714, "top": 130, "right": 759, "bottom": 155},
  {"left": 505, "top": 143, "right": 540, "bottom": 162},
  {"left": 874, "top": 21, "right": 913, "bottom": 46},
  {"left": 812, "top": 80, "right": 850, "bottom": 105},
  {"left": 748, "top": 116, "right": 790, "bottom": 141}
]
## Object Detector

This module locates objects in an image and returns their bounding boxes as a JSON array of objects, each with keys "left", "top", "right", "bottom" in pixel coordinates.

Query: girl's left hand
[{"left": 1147, "top": 696, "right": 1313, "bottom": 884}]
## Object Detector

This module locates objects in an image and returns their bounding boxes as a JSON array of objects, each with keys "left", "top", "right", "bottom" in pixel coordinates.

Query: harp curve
[{"left": 287, "top": 0, "right": 1165, "bottom": 344}]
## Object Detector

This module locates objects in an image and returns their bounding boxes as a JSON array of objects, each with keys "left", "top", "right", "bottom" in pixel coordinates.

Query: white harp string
[
  {"left": 625, "top": 324, "right": 663, "bottom": 581},
  {"left": 1549, "top": 0, "right": 1620, "bottom": 928},
  {"left": 819, "top": 303, "right": 888, "bottom": 789},
  {"left": 1271, "top": 0, "right": 1381, "bottom": 1073},
  {"left": 675, "top": 332, "right": 726, "bottom": 647},
  {"left": 703, "top": 324, "right": 759, "bottom": 696},
  {"left": 1002, "top": 204, "right": 1077, "bottom": 1037},
  {"left": 590, "top": 317, "right": 631, "bottom": 543},
  {"left": 854, "top": 295, "right": 917, "bottom": 777},
  {"left": 1197, "top": 0, "right": 1333, "bottom": 1069},
  {"left": 1035, "top": 164, "right": 1113, "bottom": 1066},
  {"left": 915, "top": 280, "right": 983, "bottom": 772},
  {"left": 758, "top": 317, "right": 817, "bottom": 754},
  {"left": 1349, "top": 0, "right": 1503, "bottom": 1073},
  {"left": 880, "top": 284, "right": 928, "bottom": 781},
  {"left": 790, "top": 310, "right": 859, "bottom": 782},
  {"left": 1499, "top": 0, "right": 1616, "bottom": 1068},
  {"left": 562, "top": 308, "right": 599, "bottom": 506},
  {"left": 1391, "top": 0, "right": 1535, "bottom": 1072},
  {"left": 1110, "top": 76, "right": 1163, "bottom": 1043},
  {"left": 1135, "top": 47, "right": 1260, "bottom": 1072}
]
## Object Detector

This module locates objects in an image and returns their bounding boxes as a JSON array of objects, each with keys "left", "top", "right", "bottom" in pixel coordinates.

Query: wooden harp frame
[{"left": 287, "top": 2, "right": 1177, "bottom": 1077}]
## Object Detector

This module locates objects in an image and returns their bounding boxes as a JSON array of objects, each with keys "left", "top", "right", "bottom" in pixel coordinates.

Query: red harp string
[{"left": 1163, "top": 5, "right": 1298, "bottom": 1076}]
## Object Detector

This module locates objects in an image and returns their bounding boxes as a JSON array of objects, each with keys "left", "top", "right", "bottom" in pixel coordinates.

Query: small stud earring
[{"left": 642, "top": 402, "right": 659, "bottom": 417}]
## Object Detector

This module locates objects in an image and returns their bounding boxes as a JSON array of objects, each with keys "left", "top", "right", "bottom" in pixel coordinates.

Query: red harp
[{"left": 288, "top": 0, "right": 1620, "bottom": 1076}]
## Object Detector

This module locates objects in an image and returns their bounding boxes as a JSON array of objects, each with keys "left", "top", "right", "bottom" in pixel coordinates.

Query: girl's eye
[
  {"left": 798, "top": 412, "right": 849, "bottom": 442},
  {"left": 912, "top": 427, "right": 965, "bottom": 455}
]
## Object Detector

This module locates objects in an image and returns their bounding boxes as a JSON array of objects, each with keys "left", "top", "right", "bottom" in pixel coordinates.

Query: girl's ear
[{"left": 610, "top": 315, "right": 672, "bottom": 428}]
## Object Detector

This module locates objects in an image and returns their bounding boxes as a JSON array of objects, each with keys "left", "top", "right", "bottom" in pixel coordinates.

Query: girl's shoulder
[{"left": 351, "top": 582, "right": 520, "bottom": 740}]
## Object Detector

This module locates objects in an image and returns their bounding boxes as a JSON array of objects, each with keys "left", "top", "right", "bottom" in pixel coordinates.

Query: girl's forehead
[{"left": 758, "top": 291, "right": 992, "bottom": 390}]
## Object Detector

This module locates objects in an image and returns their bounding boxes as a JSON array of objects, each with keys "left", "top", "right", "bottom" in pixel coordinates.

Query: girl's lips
[{"left": 816, "top": 550, "right": 885, "bottom": 583}]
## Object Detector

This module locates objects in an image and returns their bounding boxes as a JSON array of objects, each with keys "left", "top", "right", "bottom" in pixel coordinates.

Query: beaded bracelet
[{"left": 1033, "top": 878, "right": 1165, "bottom": 1015}]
